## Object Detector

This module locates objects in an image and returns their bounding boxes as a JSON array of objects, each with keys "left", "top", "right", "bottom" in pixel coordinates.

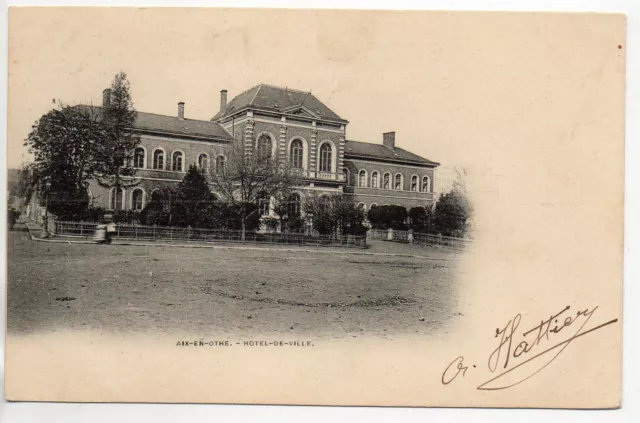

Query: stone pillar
[
  {"left": 244, "top": 117, "right": 254, "bottom": 158},
  {"left": 408, "top": 229, "right": 414, "bottom": 243},
  {"left": 387, "top": 228, "right": 393, "bottom": 241},
  {"left": 309, "top": 122, "right": 317, "bottom": 174},
  {"left": 279, "top": 120, "right": 287, "bottom": 164},
  {"left": 338, "top": 125, "right": 346, "bottom": 178}
]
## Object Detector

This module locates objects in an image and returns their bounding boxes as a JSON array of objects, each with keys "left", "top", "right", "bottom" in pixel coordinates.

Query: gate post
[{"left": 387, "top": 228, "right": 393, "bottom": 241}]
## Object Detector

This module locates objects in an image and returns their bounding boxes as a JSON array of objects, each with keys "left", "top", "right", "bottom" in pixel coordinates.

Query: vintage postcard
[{"left": 4, "top": 8, "right": 625, "bottom": 408}]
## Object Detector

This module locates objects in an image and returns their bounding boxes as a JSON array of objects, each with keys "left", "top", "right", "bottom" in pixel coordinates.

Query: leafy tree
[
  {"left": 432, "top": 166, "right": 473, "bottom": 237},
  {"left": 220, "top": 202, "right": 261, "bottom": 231},
  {"left": 12, "top": 163, "right": 37, "bottom": 212},
  {"left": 140, "top": 188, "right": 175, "bottom": 226},
  {"left": 140, "top": 196, "right": 170, "bottom": 226},
  {"left": 433, "top": 190, "right": 472, "bottom": 237},
  {"left": 367, "top": 204, "right": 383, "bottom": 229},
  {"left": 24, "top": 103, "right": 105, "bottom": 219},
  {"left": 304, "top": 194, "right": 367, "bottom": 236},
  {"left": 408, "top": 206, "right": 435, "bottom": 233},
  {"left": 171, "top": 165, "right": 216, "bottom": 227},
  {"left": 366, "top": 204, "right": 408, "bottom": 230},
  {"left": 94, "top": 72, "right": 141, "bottom": 211},
  {"left": 208, "top": 141, "right": 302, "bottom": 240}
]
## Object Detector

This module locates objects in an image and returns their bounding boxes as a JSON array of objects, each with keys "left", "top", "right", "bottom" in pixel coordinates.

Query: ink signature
[{"left": 441, "top": 305, "right": 618, "bottom": 390}]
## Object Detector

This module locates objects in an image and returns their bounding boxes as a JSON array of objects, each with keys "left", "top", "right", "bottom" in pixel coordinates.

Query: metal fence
[
  {"left": 366, "top": 228, "right": 472, "bottom": 250},
  {"left": 54, "top": 221, "right": 367, "bottom": 248},
  {"left": 411, "top": 232, "right": 473, "bottom": 251},
  {"left": 366, "top": 228, "right": 389, "bottom": 241}
]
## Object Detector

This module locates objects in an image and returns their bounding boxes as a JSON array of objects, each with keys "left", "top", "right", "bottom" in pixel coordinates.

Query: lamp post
[{"left": 43, "top": 180, "right": 52, "bottom": 238}]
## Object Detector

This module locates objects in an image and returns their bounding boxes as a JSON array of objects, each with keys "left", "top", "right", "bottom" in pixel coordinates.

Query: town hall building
[{"left": 87, "top": 84, "right": 439, "bottom": 216}]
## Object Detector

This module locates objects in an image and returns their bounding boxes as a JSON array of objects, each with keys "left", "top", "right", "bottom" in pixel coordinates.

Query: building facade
[{"left": 87, "top": 84, "right": 439, "bottom": 216}]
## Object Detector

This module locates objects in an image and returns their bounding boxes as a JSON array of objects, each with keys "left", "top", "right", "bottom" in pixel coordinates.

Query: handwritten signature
[{"left": 441, "top": 305, "right": 618, "bottom": 390}]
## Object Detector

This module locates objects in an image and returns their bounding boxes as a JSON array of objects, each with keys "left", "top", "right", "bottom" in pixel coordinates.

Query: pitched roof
[
  {"left": 344, "top": 140, "right": 439, "bottom": 167},
  {"left": 212, "top": 84, "right": 346, "bottom": 122},
  {"left": 75, "top": 105, "right": 235, "bottom": 142}
]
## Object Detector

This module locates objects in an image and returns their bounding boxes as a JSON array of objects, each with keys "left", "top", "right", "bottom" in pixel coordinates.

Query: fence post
[
  {"left": 408, "top": 229, "right": 414, "bottom": 243},
  {"left": 387, "top": 228, "right": 393, "bottom": 241}
]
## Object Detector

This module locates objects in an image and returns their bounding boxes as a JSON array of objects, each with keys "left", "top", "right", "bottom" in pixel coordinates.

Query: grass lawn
[{"left": 7, "top": 229, "right": 464, "bottom": 340}]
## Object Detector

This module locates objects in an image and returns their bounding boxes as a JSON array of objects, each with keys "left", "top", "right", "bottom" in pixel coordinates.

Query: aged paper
[{"left": 5, "top": 8, "right": 625, "bottom": 408}]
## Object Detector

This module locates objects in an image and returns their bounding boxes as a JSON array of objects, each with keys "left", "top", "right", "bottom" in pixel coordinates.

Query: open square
[{"left": 7, "top": 230, "right": 463, "bottom": 340}]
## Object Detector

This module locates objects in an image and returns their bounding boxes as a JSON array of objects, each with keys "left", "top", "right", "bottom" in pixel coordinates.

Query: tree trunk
[{"left": 240, "top": 204, "right": 246, "bottom": 241}]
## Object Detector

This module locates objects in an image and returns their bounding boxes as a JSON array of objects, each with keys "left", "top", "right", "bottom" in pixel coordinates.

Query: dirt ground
[{"left": 7, "top": 227, "right": 465, "bottom": 340}]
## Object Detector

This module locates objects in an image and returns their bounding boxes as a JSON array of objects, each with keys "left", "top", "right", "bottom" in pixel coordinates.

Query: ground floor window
[
  {"left": 258, "top": 192, "right": 270, "bottom": 216},
  {"left": 287, "top": 193, "right": 301, "bottom": 217},
  {"left": 110, "top": 187, "right": 124, "bottom": 210},
  {"left": 131, "top": 189, "right": 144, "bottom": 211}
]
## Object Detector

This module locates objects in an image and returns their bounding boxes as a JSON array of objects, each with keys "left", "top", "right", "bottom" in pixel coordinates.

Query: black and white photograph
[{"left": 3, "top": 6, "right": 626, "bottom": 409}]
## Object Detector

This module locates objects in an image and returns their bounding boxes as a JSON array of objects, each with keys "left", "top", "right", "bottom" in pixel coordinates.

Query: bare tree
[
  {"left": 452, "top": 166, "right": 468, "bottom": 193},
  {"left": 208, "top": 142, "right": 303, "bottom": 240}
]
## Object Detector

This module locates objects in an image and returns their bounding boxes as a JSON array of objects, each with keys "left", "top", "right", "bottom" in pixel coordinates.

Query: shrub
[
  {"left": 433, "top": 189, "right": 472, "bottom": 237},
  {"left": 367, "top": 205, "right": 408, "bottom": 230},
  {"left": 408, "top": 206, "right": 434, "bottom": 233},
  {"left": 305, "top": 194, "right": 367, "bottom": 236}
]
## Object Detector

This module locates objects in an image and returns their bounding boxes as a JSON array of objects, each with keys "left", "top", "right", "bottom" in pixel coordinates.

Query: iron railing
[
  {"left": 54, "top": 221, "right": 367, "bottom": 248},
  {"left": 367, "top": 228, "right": 472, "bottom": 250}
]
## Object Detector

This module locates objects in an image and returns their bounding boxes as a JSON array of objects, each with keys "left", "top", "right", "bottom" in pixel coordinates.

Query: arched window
[
  {"left": 357, "top": 202, "right": 366, "bottom": 211},
  {"left": 383, "top": 173, "right": 390, "bottom": 189},
  {"left": 153, "top": 149, "right": 164, "bottom": 170},
  {"left": 318, "top": 143, "right": 332, "bottom": 172},
  {"left": 110, "top": 187, "right": 124, "bottom": 210},
  {"left": 290, "top": 139, "right": 303, "bottom": 169},
  {"left": 287, "top": 193, "right": 301, "bottom": 217},
  {"left": 258, "top": 192, "right": 270, "bottom": 216},
  {"left": 133, "top": 148, "right": 145, "bottom": 168},
  {"left": 411, "top": 175, "right": 418, "bottom": 191},
  {"left": 172, "top": 151, "right": 184, "bottom": 172},
  {"left": 131, "top": 189, "right": 144, "bottom": 211},
  {"left": 343, "top": 168, "right": 350, "bottom": 185},
  {"left": 395, "top": 173, "right": 403, "bottom": 190},
  {"left": 422, "top": 176, "right": 431, "bottom": 193},
  {"left": 216, "top": 156, "right": 225, "bottom": 174},
  {"left": 371, "top": 171, "right": 379, "bottom": 188},
  {"left": 257, "top": 134, "right": 273, "bottom": 159},
  {"left": 358, "top": 170, "right": 367, "bottom": 187},
  {"left": 198, "top": 154, "right": 209, "bottom": 170}
]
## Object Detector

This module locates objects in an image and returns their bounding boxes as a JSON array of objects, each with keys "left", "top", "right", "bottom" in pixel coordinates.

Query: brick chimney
[
  {"left": 102, "top": 88, "right": 112, "bottom": 108},
  {"left": 178, "top": 102, "right": 185, "bottom": 120},
  {"left": 383, "top": 131, "right": 396, "bottom": 149},
  {"left": 220, "top": 89, "right": 228, "bottom": 114}
]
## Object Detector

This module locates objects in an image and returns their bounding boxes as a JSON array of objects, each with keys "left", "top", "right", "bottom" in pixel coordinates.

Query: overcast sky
[
  {"left": 9, "top": 8, "right": 623, "bottom": 198},
  {"left": 8, "top": 8, "right": 512, "bottom": 191}
]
